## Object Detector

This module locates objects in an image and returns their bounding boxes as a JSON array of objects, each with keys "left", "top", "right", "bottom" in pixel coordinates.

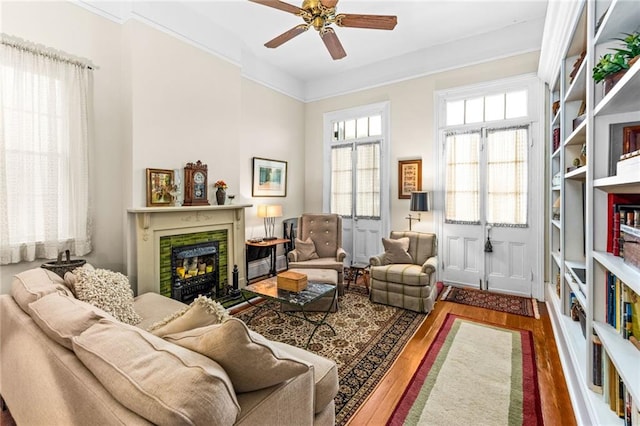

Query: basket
[{"left": 41, "top": 250, "right": 86, "bottom": 278}]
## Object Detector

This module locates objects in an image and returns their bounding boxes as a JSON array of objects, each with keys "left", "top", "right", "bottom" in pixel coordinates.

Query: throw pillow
[
  {"left": 11, "top": 268, "right": 74, "bottom": 313},
  {"left": 28, "top": 291, "right": 115, "bottom": 350},
  {"left": 382, "top": 237, "right": 413, "bottom": 264},
  {"left": 295, "top": 237, "right": 319, "bottom": 261},
  {"left": 164, "top": 318, "right": 309, "bottom": 393},
  {"left": 63, "top": 263, "right": 95, "bottom": 296},
  {"left": 147, "top": 295, "right": 231, "bottom": 337},
  {"left": 73, "top": 319, "right": 239, "bottom": 426},
  {"left": 73, "top": 268, "right": 142, "bottom": 325}
]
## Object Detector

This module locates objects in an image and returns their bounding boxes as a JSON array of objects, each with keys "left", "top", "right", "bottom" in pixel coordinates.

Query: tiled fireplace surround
[{"left": 127, "top": 205, "right": 250, "bottom": 297}]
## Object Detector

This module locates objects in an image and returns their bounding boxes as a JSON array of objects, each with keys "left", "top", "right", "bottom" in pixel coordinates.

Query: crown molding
[{"left": 537, "top": 0, "right": 585, "bottom": 85}]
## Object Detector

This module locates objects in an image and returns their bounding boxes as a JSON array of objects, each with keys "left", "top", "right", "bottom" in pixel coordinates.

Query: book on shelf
[
  {"left": 591, "top": 334, "right": 603, "bottom": 393},
  {"left": 606, "top": 194, "right": 640, "bottom": 255},
  {"left": 605, "top": 271, "right": 640, "bottom": 345}
]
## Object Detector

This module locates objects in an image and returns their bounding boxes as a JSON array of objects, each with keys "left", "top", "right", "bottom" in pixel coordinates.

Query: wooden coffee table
[{"left": 241, "top": 277, "right": 337, "bottom": 348}]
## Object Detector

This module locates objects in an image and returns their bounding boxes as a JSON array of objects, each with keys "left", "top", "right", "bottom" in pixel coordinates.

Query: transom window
[
  {"left": 332, "top": 114, "right": 382, "bottom": 141},
  {"left": 446, "top": 89, "right": 527, "bottom": 126}
]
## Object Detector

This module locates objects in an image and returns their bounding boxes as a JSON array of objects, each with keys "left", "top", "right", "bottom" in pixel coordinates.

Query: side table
[{"left": 346, "top": 263, "right": 369, "bottom": 293}]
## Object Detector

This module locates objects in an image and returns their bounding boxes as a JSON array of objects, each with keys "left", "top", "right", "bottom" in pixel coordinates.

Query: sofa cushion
[
  {"left": 11, "top": 268, "right": 74, "bottom": 312},
  {"left": 270, "top": 341, "right": 339, "bottom": 414},
  {"left": 295, "top": 237, "right": 319, "bottom": 261},
  {"left": 73, "top": 319, "right": 239, "bottom": 426},
  {"left": 164, "top": 318, "right": 308, "bottom": 393},
  {"left": 27, "top": 292, "right": 115, "bottom": 350},
  {"left": 134, "top": 292, "right": 189, "bottom": 330},
  {"left": 370, "top": 263, "right": 428, "bottom": 286},
  {"left": 382, "top": 237, "right": 413, "bottom": 264},
  {"left": 73, "top": 268, "right": 142, "bottom": 325},
  {"left": 147, "top": 295, "right": 230, "bottom": 337}
]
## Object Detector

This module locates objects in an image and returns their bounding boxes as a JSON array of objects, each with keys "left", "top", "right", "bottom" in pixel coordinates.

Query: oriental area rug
[
  {"left": 440, "top": 285, "right": 540, "bottom": 318},
  {"left": 388, "top": 313, "right": 543, "bottom": 426},
  {"left": 234, "top": 286, "right": 426, "bottom": 425}
]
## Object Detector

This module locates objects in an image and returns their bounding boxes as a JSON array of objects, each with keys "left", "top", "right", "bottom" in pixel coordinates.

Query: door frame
[
  {"left": 434, "top": 73, "right": 546, "bottom": 300},
  {"left": 322, "top": 101, "right": 391, "bottom": 261}
]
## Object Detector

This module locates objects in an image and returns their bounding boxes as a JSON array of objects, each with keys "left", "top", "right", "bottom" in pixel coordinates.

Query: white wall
[
  {"left": 0, "top": 1, "right": 305, "bottom": 292},
  {"left": 304, "top": 51, "right": 540, "bottom": 245}
]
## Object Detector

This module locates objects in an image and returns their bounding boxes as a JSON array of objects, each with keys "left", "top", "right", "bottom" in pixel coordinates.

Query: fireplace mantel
[{"left": 127, "top": 204, "right": 251, "bottom": 296}]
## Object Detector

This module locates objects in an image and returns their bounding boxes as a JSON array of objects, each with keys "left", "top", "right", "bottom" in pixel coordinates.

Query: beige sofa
[{"left": 0, "top": 268, "right": 338, "bottom": 425}]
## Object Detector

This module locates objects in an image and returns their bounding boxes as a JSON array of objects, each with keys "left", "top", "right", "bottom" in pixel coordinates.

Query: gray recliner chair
[
  {"left": 287, "top": 213, "right": 347, "bottom": 295},
  {"left": 369, "top": 231, "right": 438, "bottom": 313}
]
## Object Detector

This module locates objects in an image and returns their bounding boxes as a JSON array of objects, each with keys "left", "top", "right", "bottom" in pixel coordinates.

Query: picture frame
[
  {"left": 398, "top": 159, "right": 422, "bottom": 199},
  {"left": 146, "top": 168, "right": 175, "bottom": 207},
  {"left": 252, "top": 157, "right": 287, "bottom": 197}
]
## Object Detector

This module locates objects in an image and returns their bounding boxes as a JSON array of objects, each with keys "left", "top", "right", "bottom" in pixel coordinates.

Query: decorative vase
[{"left": 216, "top": 188, "right": 226, "bottom": 205}]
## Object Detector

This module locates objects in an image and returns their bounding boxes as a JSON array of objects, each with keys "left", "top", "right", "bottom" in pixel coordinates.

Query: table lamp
[
  {"left": 406, "top": 191, "right": 430, "bottom": 230},
  {"left": 257, "top": 204, "right": 283, "bottom": 240}
]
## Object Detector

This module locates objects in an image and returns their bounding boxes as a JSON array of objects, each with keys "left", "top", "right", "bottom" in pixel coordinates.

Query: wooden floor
[{"left": 346, "top": 297, "right": 576, "bottom": 426}]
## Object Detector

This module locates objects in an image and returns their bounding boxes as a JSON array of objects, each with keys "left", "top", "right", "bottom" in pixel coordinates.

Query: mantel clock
[{"left": 183, "top": 160, "right": 210, "bottom": 206}]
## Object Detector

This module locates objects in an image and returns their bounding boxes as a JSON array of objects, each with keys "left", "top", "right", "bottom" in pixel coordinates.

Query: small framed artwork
[
  {"left": 146, "top": 168, "right": 175, "bottom": 207},
  {"left": 622, "top": 125, "right": 640, "bottom": 156},
  {"left": 252, "top": 157, "right": 287, "bottom": 197},
  {"left": 398, "top": 159, "right": 422, "bottom": 199}
]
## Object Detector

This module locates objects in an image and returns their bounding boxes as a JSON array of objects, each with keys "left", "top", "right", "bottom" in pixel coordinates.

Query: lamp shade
[
  {"left": 410, "top": 192, "right": 430, "bottom": 212},
  {"left": 257, "top": 204, "right": 283, "bottom": 218}
]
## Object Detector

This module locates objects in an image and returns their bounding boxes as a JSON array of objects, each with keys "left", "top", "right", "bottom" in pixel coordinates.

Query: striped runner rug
[{"left": 388, "top": 313, "right": 543, "bottom": 426}]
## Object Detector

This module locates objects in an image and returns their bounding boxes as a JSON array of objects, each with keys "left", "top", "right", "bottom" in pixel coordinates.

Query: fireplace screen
[{"left": 171, "top": 241, "right": 219, "bottom": 303}]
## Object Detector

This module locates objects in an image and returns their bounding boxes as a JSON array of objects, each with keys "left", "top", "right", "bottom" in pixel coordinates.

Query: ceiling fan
[{"left": 249, "top": 0, "right": 398, "bottom": 60}]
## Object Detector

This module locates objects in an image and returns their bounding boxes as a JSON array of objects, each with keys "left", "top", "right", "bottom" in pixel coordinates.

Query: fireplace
[
  {"left": 127, "top": 204, "right": 250, "bottom": 297},
  {"left": 171, "top": 241, "right": 219, "bottom": 303}
]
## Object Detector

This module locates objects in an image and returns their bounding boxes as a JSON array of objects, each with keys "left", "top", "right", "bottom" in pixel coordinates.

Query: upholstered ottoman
[{"left": 282, "top": 269, "right": 339, "bottom": 312}]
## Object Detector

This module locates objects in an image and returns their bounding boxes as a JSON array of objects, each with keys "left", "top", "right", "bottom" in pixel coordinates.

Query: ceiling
[{"left": 81, "top": 0, "right": 550, "bottom": 100}]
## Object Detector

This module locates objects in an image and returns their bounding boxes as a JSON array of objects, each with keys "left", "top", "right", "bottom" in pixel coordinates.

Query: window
[
  {"left": 1, "top": 35, "right": 92, "bottom": 264},
  {"left": 443, "top": 85, "right": 530, "bottom": 227},
  {"left": 445, "top": 89, "right": 528, "bottom": 126},
  {"left": 330, "top": 113, "right": 382, "bottom": 218}
]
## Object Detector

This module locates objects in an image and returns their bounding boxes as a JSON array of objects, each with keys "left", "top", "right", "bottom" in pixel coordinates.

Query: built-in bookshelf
[{"left": 546, "top": 0, "right": 640, "bottom": 424}]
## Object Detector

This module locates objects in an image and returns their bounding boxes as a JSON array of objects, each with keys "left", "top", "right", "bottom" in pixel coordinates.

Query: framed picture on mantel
[
  {"left": 398, "top": 159, "right": 422, "bottom": 199},
  {"left": 252, "top": 157, "right": 287, "bottom": 197}
]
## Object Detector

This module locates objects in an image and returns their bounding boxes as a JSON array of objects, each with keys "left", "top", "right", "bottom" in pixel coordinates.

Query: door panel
[
  {"left": 442, "top": 230, "right": 483, "bottom": 287},
  {"left": 486, "top": 227, "right": 532, "bottom": 296},
  {"left": 353, "top": 218, "right": 381, "bottom": 264}
]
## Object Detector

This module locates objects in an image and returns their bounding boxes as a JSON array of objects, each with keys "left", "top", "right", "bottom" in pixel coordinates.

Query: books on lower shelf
[
  {"left": 605, "top": 271, "right": 639, "bottom": 343},
  {"left": 593, "top": 341, "right": 640, "bottom": 424}
]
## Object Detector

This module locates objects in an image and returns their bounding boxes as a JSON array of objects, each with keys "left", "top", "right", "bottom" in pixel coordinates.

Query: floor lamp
[
  {"left": 257, "top": 204, "right": 283, "bottom": 240},
  {"left": 406, "top": 191, "right": 430, "bottom": 230}
]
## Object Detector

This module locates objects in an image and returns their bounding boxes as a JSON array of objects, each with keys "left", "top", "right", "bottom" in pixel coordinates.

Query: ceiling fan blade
[
  {"left": 265, "top": 24, "right": 309, "bottom": 48},
  {"left": 320, "top": 0, "right": 339, "bottom": 8},
  {"left": 335, "top": 13, "right": 398, "bottom": 30},
  {"left": 249, "top": 0, "right": 304, "bottom": 15},
  {"left": 320, "top": 28, "right": 346, "bottom": 60}
]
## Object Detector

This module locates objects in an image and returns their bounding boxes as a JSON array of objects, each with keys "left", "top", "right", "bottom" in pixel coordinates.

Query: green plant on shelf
[
  {"left": 613, "top": 32, "right": 640, "bottom": 60},
  {"left": 592, "top": 52, "right": 629, "bottom": 83},
  {"left": 592, "top": 31, "right": 640, "bottom": 83}
]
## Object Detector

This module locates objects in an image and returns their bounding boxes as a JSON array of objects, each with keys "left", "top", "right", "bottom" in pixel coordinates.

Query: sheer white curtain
[
  {"left": 1, "top": 35, "right": 92, "bottom": 264},
  {"left": 331, "top": 146, "right": 352, "bottom": 216},
  {"left": 445, "top": 131, "right": 481, "bottom": 224},
  {"left": 355, "top": 142, "right": 380, "bottom": 218},
  {"left": 486, "top": 127, "right": 528, "bottom": 226}
]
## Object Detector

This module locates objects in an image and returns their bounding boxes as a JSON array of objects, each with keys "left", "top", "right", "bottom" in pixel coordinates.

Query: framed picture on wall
[
  {"left": 146, "top": 168, "right": 175, "bottom": 207},
  {"left": 252, "top": 157, "right": 287, "bottom": 197},
  {"left": 398, "top": 159, "right": 422, "bottom": 199}
]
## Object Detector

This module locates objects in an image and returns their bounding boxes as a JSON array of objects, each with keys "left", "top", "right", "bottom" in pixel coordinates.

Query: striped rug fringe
[
  {"left": 439, "top": 285, "right": 453, "bottom": 300},
  {"left": 531, "top": 298, "right": 541, "bottom": 319}
]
